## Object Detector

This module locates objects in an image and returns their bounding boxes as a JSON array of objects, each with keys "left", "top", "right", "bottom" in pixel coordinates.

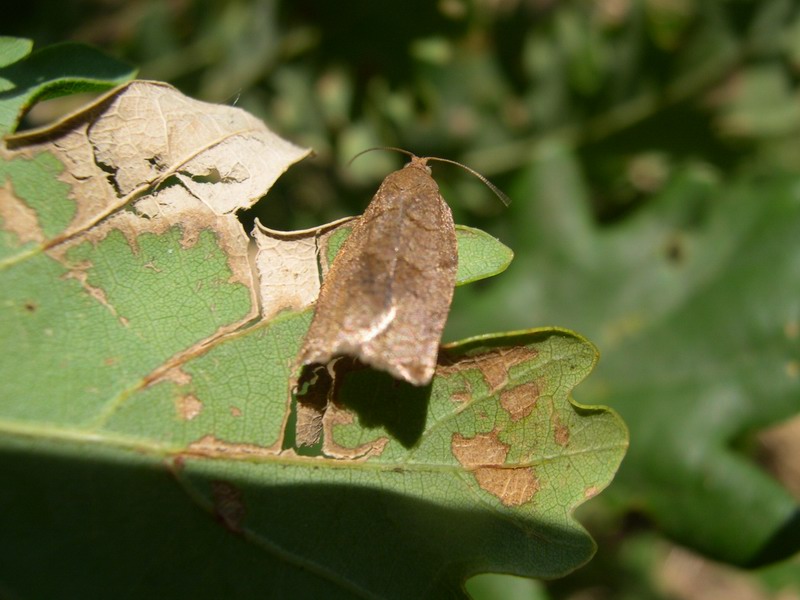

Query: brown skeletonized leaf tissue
[{"left": 298, "top": 155, "right": 458, "bottom": 387}]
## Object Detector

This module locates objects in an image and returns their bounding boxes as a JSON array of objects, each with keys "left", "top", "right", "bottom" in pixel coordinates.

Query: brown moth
[{"left": 298, "top": 149, "right": 507, "bottom": 387}]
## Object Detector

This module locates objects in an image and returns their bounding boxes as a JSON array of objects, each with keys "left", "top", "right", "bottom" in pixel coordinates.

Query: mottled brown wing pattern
[{"left": 298, "top": 157, "right": 458, "bottom": 386}]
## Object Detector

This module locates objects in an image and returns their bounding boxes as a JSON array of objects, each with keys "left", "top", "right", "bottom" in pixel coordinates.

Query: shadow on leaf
[
  {"left": 0, "top": 443, "right": 597, "bottom": 598},
  {"left": 333, "top": 359, "right": 432, "bottom": 449}
]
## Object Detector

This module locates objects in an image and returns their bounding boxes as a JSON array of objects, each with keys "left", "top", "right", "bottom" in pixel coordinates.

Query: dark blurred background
[
  {"left": 7, "top": 1, "right": 800, "bottom": 598},
  {"left": 15, "top": 0, "right": 795, "bottom": 234}
]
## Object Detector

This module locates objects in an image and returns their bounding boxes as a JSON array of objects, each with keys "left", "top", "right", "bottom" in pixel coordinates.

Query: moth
[{"left": 298, "top": 148, "right": 507, "bottom": 387}]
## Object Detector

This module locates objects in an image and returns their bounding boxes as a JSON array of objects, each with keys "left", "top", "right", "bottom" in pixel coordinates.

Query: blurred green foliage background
[
  {"left": 19, "top": 0, "right": 800, "bottom": 232},
  {"left": 7, "top": 1, "right": 800, "bottom": 598}
]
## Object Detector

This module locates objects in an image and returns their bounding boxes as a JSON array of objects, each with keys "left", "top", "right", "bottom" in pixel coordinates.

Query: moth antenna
[
  {"left": 348, "top": 146, "right": 416, "bottom": 166},
  {"left": 348, "top": 148, "right": 511, "bottom": 207},
  {"left": 425, "top": 157, "right": 511, "bottom": 207}
]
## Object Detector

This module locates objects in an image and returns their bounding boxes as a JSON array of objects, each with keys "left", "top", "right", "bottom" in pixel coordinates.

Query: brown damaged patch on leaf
[
  {"left": 451, "top": 391, "right": 472, "bottom": 404},
  {"left": 152, "top": 364, "right": 193, "bottom": 387},
  {"left": 499, "top": 379, "right": 542, "bottom": 422},
  {"left": 435, "top": 374, "right": 473, "bottom": 407},
  {"left": 584, "top": 486, "right": 600, "bottom": 499},
  {"left": 50, "top": 184, "right": 256, "bottom": 295},
  {"left": 211, "top": 480, "right": 246, "bottom": 533},
  {"left": 0, "top": 181, "right": 45, "bottom": 246},
  {"left": 439, "top": 346, "right": 539, "bottom": 392},
  {"left": 252, "top": 221, "right": 318, "bottom": 322},
  {"left": 452, "top": 430, "right": 508, "bottom": 464},
  {"left": 230, "top": 406, "right": 242, "bottom": 417},
  {"left": 321, "top": 402, "right": 389, "bottom": 460},
  {"left": 554, "top": 418, "right": 570, "bottom": 447},
  {"left": 294, "top": 363, "right": 334, "bottom": 447},
  {"left": 6, "top": 80, "right": 310, "bottom": 248},
  {"left": 452, "top": 429, "right": 540, "bottom": 507},
  {"left": 473, "top": 467, "right": 540, "bottom": 508},
  {"left": 184, "top": 434, "right": 278, "bottom": 459},
  {"left": 175, "top": 394, "right": 203, "bottom": 421},
  {"left": 296, "top": 401, "right": 325, "bottom": 447},
  {"left": 58, "top": 257, "right": 129, "bottom": 324},
  {"left": 252, "top": 216, "right": 355, "bottom": 322}
]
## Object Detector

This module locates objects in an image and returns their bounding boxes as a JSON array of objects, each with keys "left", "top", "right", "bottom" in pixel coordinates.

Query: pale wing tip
[{"left": 300, "top": 345, "right": 435, "bottom": 387}]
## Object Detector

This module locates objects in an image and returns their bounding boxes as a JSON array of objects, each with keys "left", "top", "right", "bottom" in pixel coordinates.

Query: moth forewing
[{"left": 298, "top": 157, "right": 458, "bottom": 386}]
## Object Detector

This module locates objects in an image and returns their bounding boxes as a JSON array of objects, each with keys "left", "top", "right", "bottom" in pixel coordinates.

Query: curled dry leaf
[{"left": 5, "top": 80, "right": 310, "bottom": 247}]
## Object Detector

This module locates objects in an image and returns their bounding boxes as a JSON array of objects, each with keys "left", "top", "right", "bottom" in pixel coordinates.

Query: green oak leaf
[
  {"left": 0, "top": 37, "right": 33, "bottom": 71},
  {"left": 0, "top": 37, "right": 136, "bottom": 136},
  {"left": 0, "top": 81, "right": 626, "bottom": 598}
]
